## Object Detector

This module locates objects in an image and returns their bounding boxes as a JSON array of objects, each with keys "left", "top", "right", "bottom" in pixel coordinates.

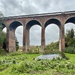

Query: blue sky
[{"left": 0, "top": 0, "right": 75, "bottom": 46}]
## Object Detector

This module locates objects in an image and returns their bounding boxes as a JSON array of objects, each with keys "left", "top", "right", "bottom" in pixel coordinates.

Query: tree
[
  {"left": 65, "top": 28, "right": 75, "bottom": 47},
  {"left": 0, "top": 11, "right": 4, "bottom": 37},
  {"left": 15, "top": 37, "right": 19, "bottom": 51},
  {"left": 64, "top": 28, "right": 75, "bottom": 54},
  {"left": 0, "top": 32, "right": 6, "bottom": 48},
  {"left": 0, "top": 11, "right": 3, "bottom": 18}
]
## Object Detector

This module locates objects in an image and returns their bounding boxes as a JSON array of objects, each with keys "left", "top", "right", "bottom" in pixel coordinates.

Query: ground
[{"left": 0, "top": 52, "right": 75, "bottom": 75}]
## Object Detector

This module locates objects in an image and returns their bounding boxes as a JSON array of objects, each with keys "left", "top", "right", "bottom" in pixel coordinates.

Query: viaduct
[{"left": 1, "top": 11, "right": 75, "bottom": 53}]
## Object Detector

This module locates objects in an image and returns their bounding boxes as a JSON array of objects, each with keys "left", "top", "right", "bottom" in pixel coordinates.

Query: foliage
[
  {"left": 0, "top": 53, "right": 75, "bottom": 75},
  {"left": 9, "top": 57, "right": 75, "bottom": 74},
  {"left": 65, "top": 28, "right": 75, "bottom": 47},
  {"left": 45, "top": 41, "right": 59, "bottom": 50},
  {"left": 64, "top": 28, "right": 75, "bottom": 54},
  {"left": 0, "top": 11, "right": 3, "bottom": 18},
  {"left": 15, "top": 37, "right": 19, "bottom": 51},
  {"left": 0, "top": 32, "right": 6, "bottom": 49},
  {"left": 28, "top": 46, "right": 41, "bottom": 54},
  {"left": 44, "top": 41, "right": 59, "bottom": 54},
  {"left": 64, "top": 47, "right": 75, "bottom": 54},
  {"left": 0, "top": 11, "right": 4, "bottom": 33},
  {"left": 0, "top": 33, "right": 19, "bottom": 52},
  {"left": 0, "top": 48, "right": 8, "bottom": 55}
]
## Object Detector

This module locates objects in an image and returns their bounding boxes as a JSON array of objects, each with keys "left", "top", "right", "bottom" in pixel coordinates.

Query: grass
[
  {"left": 65, "top": 53, "right": 75, "bottom": 63},
  {"left": 0, "top": 51, "right": 75, "bottom": 75}
]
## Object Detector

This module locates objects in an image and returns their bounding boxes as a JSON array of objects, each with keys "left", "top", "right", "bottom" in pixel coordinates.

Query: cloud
[
  {"left": 30, "top": 25, "right": 41, "bottom": 46},
  {"left": 45, "top": 24, "right": 59, "bottom": 44},
  {"left": 1, "top": 0, "right": 75, "bottom": 46}
]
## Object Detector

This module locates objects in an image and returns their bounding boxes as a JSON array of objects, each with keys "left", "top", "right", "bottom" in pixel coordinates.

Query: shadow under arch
[
  {"left": 65, "top": 17, "right": 75, "bottom": 24},
  {"left": 44, "top": 18, "right": 61, "bottom": 28},
  {"left": 9, "top": 21, "right": 22, "bottom": 30},
  {"left": 26, "top": 20, "right": 41, "bottom": 30}
]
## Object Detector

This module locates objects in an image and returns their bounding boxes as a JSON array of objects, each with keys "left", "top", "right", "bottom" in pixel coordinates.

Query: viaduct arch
[{"left": 1, "top": 11, "right": 75, "bottom": 53}]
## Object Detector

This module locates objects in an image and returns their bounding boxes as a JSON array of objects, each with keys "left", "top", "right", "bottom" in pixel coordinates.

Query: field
[{"left": 0, "top": 52, "right": 75, "bottom": 75}]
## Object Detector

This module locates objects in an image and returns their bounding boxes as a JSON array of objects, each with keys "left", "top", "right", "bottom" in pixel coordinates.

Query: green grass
[
  {"left": 0, "top": 52, "right": 75, "bottom": 75},
  {"left": 65, "top": 53, "right": 75, "bottom": 63}
]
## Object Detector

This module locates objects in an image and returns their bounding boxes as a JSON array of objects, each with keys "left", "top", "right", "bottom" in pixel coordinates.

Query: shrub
[
  {"left": 65, "top": 62, "right": 75, "bottom": 69},
  {"left": 0, "top": 64, "right": 9, "bottom": 71},
  {"left": 64, "top": 47, "right": 75, "bottom": 54},
  {"left": 12, "top": 60, "right": 16, "bottom": 64}
]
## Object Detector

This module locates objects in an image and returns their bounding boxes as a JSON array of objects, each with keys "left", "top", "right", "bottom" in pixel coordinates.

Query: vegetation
[
  {"left": 29, "top": 46, "right": 41, "bottom": 54},
  {"left": 0, "top": 32, "right": 6, "bottom": 49},
  {"left": 44, "top": 41, "right": 59, "bottom": 54},
  {"left": 64, "top": 28, "right": 75, "bottom": 54},
  {"left": 43, "top": 28, "right": 75, "bottom": 54},
  {"left": 0, "top": 52, "right": 75, "bottom": 75},
  {"left": 15, "top": 37, "right": 19, "bottom": 51}
]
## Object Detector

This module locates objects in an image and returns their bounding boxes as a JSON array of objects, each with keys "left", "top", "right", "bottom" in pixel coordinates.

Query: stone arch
[
  {"left": 44, "top": 18, "right": 62, "bottom": 52},
  {"left": 64, "top": 17, "right": 75, "bottom": 50},
  {"left": 44, "top": 18, "right": 61, "bottom": 28},
  {"left": 26, "top": 20, "right": 42, "bottom": 30},
  {"left": 65, "top": 17, "right": 75, "bottom": 24},
  {"left": 24, "top": 20, "right": 42, "bottom": 51},
  {"left": 9, "top": 21, "right": 23, "bottom": 30}
]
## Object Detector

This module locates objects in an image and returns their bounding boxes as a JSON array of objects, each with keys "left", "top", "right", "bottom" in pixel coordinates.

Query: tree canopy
[{"left": 65, "top": 28, "right": 75, "bottom": 47}]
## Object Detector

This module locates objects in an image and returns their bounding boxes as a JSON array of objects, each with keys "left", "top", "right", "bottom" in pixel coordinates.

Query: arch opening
[
  {"left": 45, "top": 18, "right": 61, "bottom": 28},
  {"left": 26, "top": 20, "right": 41, "bottom": 52},
  {"left": 30, "top": 25, "right": 41, "bottom": 46},
  {"left": 65, "top": 17, "right": 75, "bottom": 24},
  {"left": 45, "top": 18, "right": 60, "bottom": 51},
  {"left": 26, "top": 20, "right": 41, "bottom": 30},
  {"left": 2, "top": 27, "right": 7, "bottom": 33},
  {"left": 29, "top": 25, "right": 41, "bottom": 53},
  {"left": 15, "top": 26, "right": 23, "bottom": 47},
  {"left": 45, "top": 24, "right": 59, "bottom": 45},
  {"left": 9, "top": 21, "right": 22, "bottom": 30},
  {"left": 65, "top": 23, "right": 75, "bottom": 47}
]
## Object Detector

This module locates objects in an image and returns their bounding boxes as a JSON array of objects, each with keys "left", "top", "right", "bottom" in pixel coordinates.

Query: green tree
[
  {"left": 15, "top": 37, "right": 19, "bottom": 51},
  {"left": 0, "top": 11, "right": 4, "bottom": 37},
  {"left": 64, "top": 28, "right": 75, "bottom": 54},
  {"left": 0, "top": 32, "right": 6, "bottom": 48},
  {"left": 65, "top": 28, "right": 75, "bottom": 47}
]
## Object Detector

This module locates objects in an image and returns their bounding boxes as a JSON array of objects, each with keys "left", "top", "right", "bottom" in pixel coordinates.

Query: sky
[{"left": 1, "top": 0, "right": 75, "bottom": 46}]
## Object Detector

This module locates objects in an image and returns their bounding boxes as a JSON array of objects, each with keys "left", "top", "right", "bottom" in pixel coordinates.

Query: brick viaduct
[{"left": 1, "top": 11, "right": 75, "bottom": 53}]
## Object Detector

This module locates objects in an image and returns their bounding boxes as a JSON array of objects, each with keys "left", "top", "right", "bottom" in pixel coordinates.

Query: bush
[
  {"left": 44, "top": 42, "right": 59, "bottom": 54},
  {"left": 12, "top": 60, "right": 16, "bottom": 64},
  {"left": 0, "top": 64, "right": 9, "bottom": 71},
  {"left": 43, "top": 49, "right": 59, "bottom": 54},
  {"left": 64, "top": 47, "right": 75, "bottom": 54},
  {"left": 27, "top": 46, "right": 40, "bottom": 54}
]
